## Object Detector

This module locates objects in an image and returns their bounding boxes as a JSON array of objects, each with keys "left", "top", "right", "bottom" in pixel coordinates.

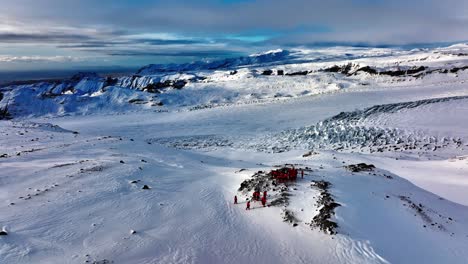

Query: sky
[{"left": 0, "top": 0, "right": 467, "bottom": 73}]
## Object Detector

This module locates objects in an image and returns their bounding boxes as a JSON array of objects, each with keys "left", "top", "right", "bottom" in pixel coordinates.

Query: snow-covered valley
[{"left": 1, "top": 44, "right": 468, "bottom": 264}]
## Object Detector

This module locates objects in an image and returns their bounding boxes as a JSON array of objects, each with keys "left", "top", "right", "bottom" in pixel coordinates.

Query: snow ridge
[{"left": 136, "top": 49, "right": 291, "bottom": 75}]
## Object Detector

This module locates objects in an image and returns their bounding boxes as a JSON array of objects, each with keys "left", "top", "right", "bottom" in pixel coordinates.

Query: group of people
[
  {"left": 234, "top": 190, "right": 268, "bottom": 210},
  {"left": 233, "top": 168, "right": 305, "bottom": 210}
]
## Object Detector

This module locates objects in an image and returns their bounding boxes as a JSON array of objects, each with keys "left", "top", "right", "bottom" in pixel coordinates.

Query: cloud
[
  {"left": 2, "top": 0, "right": 468, "bottom": 45},
  {"left": 0, "top": 55, "right": 89, "bottom": 63},
  {"left": 0, "top": 32, "right": 93, "bottom": 43},
  {"left": 101, "top": 50, "right": 244, "bottom": 57},
  {"left": 1, "top": 0, "right": 468, "bottom": 71}
]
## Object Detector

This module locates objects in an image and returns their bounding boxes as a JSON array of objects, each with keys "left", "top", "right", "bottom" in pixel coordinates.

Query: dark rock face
[
  {"left": 323, "top": 65, "right": 342, "bottom": 73},
  {"left": 262, "top": 70, "right": 273, "bottom": 76},
  {"left": 310, "top": 180, "right": 340, "bottom": 235},
  {"left": 345, "top": 163, "right": 376, "bottom": 172},
  {"left": 172, "top": 80, "right": 187, "bottom": 89},
  {"left": 0, "top": 231, "right": 7, "bottom": 236},
  {"left": 128, "top": 99, "right": 146, "bottom": 104},
  {"left": 323, "top": 63, "right": 427, "bottom": 77},
  {"left": 143, "top": 83, "right": 162, "bottom": 93},
  {"left": 449, "top": 66, "right": 468, "bottom": 73},
  {"left": 143, "top": 80, "right": 188, "bottom": 93},
  {"left": 286, "top": 71, "right": 309, "bottom": 76},
  {"left": 0, "top": 104, "right": 12, "bottom": 120},
  {"left": 323, "top": 64, "right": 354, "bottom": 74},
  {"left": 103, "top": 77, "right": 118, "bottom": 87},
  {"left": 380, "top": 66, "right": 426, "bottom": 76},
  {"left": 142, "top": 185, "right": 151, "bottom": 190},
  {"left": 354, "top": 66, "right": 378, "bottom": 75},
  {"left": 277, "top": 70, "right": 284, "bottom": 75}
]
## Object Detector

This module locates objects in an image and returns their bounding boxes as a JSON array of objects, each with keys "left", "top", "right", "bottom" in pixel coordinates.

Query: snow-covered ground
[{"left": 2, "top": 44, "right": 468, "bottom": 263}]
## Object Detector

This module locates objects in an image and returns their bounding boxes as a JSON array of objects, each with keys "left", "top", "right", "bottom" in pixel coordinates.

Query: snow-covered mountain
[
  {"left": 136, "top": 49, "right": 293, "bottom": 74},
  {"left": 2, "top": 44, "right": 468, "bottom": 264},
  {"left": 2, "top": 44, "right": 468, "bottom": 119}
]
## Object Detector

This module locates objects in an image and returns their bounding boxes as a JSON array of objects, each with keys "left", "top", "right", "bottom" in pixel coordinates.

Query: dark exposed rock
[
  {"left": 380, "top": 66, "right": 426, "bottom": 76},
  {"left": 354, "top": 66, "right": 378, "bottom": 75},
  {"left": 0, "top": 231, "right": 7, "bottom": 236},
  {"left": 323, "top": 63, "right": 354, "bottom": 75},
  {"left": 0, "top": 103, "right": 12, "bottom": 120},
  {"left": 323, "top": 64, "right": 426, "bottom": 77},
  {"left": 324, "top": 65, "right": 344, "bottom": 73},
  {"left": 262, "top": 70, "right": 273, "bottom": 76},
  {"left": 103, "top": 77, "right": 118, "bottom": 87},
  {"left": 449, "top": 66, "right": 468, "bottom": 73},
  {"left": 302, "top": 151, "right": 319, "bottom": 157},
  {"left": 143, "top": 83, "right": 163, "bottom": 93},
  {"left": 399, "top": 196, "right": 435, "bottom": 226},
  {"left": 238, "top": 171, "right": 272, "bottom": 193},
  {"left": 313, "top": 180, "right": 331, "bottom": 190},
  {"left": 128, "top": 98, "right": 147, "bottom": 104},
  {"left": 282, "top": 209, "right": 299, "bottom": 226},
  {"left": 286, "top": 71, "right": 309, "bottom": 76},
  {"left": 172, "top": 80, "right": 187, "bottom": 89},
  {"left": 143, "top": 79, "right": 188, "bottom": 93},
  {"left": 238, "top": 169, "right": 293, "bottom": 207},
  {"left": 345, "top": 163, "right": 376, "bottom": 172},
  {"left": 142, "top": 185, "right": 151, "bottom": 190},
  {"left": 310, "top": 180, "right": 340, "bottom": 235}
]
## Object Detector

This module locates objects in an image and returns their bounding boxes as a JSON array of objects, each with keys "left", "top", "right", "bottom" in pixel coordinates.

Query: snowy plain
[{"left": 1, "top": 44, "right": 468, "bottom": 263}]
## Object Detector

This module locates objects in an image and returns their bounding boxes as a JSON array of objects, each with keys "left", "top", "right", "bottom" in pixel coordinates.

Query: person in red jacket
[
  {"left": 234, "top": 195, "right": 238, "bottom": 204},
  {"left": 253, "top": 191, "right": 260, "bottom": 201},
  {"left": 261, "top": 196, "right": 266, "bottom": 207},
  {"left": 246, "top": 201, "right": 251, "bottom": 210},
  {"left": 263, "top": 191, "right": 267, "bottom": 198}
]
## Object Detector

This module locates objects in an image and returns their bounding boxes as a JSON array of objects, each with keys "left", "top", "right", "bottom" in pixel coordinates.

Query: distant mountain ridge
[{"left": 136, "top": 49, "right": 292, "bottom": 75}]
